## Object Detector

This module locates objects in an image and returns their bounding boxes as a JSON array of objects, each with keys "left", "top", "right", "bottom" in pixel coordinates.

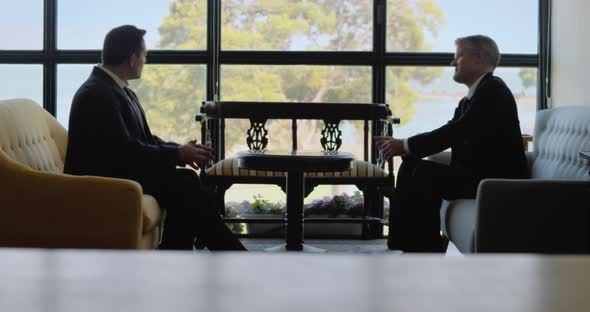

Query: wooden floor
[
  {"left": 2, "top": 249, "right": 590, "bottom": 311},
  {"left": 241, "top": 238, "right": 399, "bottom": 253}
]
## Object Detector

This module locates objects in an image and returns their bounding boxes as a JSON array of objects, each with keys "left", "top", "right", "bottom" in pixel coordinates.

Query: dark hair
[{"left": 102, "top": 25, "right": 146, "bottom": 66}]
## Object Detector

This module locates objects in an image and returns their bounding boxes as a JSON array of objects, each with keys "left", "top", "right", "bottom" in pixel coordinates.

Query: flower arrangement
[
  {"left": 303, "top": 191, "right": 364, "bottom": 218},
  {"left": 226, "top": 191, "right": 389, "bottom": 217},
  {"left": 225, "top": 191, "right": 390, "bottom": 236}
]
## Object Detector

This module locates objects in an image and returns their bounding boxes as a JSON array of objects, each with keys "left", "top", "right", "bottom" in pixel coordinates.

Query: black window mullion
[
  {"left": 373, "top": 0, "right": 386, "bottom": 105},
  {"left": 539, "top": 0, "right": 551, "bottom": 110},
  {"left": 44, "top": 0, "right": 57, "bottom": 116},
  {"left": 207, "top": 0, "right": 220, "bottom": 101},
  {"left": 372, "top": 0, "right": 386, "bottom": 179},
  {"left": 220, "top": 51, "right": 374, "bottom": 65},
  {"left": 383, "top": 53, "right": 538, "bottom": 67},
  {"left": 208, "top": 0, "right": 223, "bottom": 160}
]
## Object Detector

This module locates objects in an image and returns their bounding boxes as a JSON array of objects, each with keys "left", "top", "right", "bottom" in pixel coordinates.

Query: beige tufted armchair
[{"left": 0, "top": 98, "right": 162, "bottom": 249}]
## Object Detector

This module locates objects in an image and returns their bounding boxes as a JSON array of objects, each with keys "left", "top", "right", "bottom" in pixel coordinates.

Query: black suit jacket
[
  {"left": 407, "top": 73, "right": 529, "bottom": 181},
  {"left": 64, "top": 66, "right": 180, "bottom": 194}
]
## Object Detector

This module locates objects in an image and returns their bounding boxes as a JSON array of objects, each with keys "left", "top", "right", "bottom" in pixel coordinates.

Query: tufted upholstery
[
  {"left": 0, "top": 98, "right": 162, "bottom": 249},
  {"left": 0, "top": 99, "right": 66, "bottom": 173},
  {"left": 439, "top": 106, "right": 590, "bottom": 253},
  {"left": 531, "top": 107, "right": 590, "bottom": 180},
  {"left": 207, "top": 158, "right": 387, "bottom": 178}
]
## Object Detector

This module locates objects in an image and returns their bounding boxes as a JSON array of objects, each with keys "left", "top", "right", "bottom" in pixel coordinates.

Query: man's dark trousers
[
  {"left": 154, "top": 168, "right": 245, "bottom": 251},
  {"left": 387, "top": 157, "right": 478, "bottom": 252}
]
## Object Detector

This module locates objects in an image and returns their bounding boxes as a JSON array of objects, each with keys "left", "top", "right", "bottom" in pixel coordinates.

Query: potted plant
[
  {"left": 303, "top": 191, "right": 364, "bottom": 237},
  {"left": 229, "top": 192, "right": 389, "bottom": 237},
  {"left": 240, "top": 195, "right": 285, "bottom": 236},
  {"left": 223, "top": 202, "right": 246, "bottom": 234}
]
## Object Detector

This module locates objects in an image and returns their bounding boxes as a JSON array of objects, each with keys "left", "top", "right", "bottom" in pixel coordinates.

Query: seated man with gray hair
[{"left": 375, "top": 35, "right": 529, "bottom": 252}]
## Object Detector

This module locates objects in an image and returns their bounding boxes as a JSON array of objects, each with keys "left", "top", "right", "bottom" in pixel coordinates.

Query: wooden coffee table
[{"left": 237, "top": 150, "right": 354, "bottom": 251}]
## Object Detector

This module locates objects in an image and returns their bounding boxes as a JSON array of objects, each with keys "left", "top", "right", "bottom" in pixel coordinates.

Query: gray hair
[{"left": 455, "top": 35, "right": 501, "bottom": 70}]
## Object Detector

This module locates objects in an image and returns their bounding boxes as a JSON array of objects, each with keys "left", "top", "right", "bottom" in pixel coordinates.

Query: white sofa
[{"left": 433, "top": 106, "right": 590, "bottom": 253}]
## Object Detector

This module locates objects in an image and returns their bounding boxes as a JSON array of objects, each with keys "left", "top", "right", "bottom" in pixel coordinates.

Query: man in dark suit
[
  {"left": 375, "top": 35, "right": 529, "bottom": 252},
  {"left": 64, "top": 25, "right": 245, "bottom": 251}
]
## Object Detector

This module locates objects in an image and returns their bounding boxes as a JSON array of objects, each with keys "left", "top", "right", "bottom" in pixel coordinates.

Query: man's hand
[
  {"left": 374, "top": 136, "right": 405, "bottom": 160},
  {"left": 178, "top": 143, "right": 214, "bottom": 170}
]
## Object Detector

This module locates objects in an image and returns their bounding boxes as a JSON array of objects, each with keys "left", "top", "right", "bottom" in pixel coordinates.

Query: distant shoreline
[{"left": 415, "top": 93, "right": 536, "bottom": 103}]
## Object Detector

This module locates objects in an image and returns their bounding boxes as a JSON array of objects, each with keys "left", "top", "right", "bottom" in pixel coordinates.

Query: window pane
[
  {"left": 386, "top": 66, "right": 536, "bottom": 151},
  {"left": 222, "top": 0, "right": 373, "bottom": 51},
  {"left": 0, "top": 1, "right": 43, "bottom": 50},
  {"left": 0, "top": 65, "right": 43, "bottom": 105},
  {"left": 58, "top": 0, "right": 207, "bottom": 50},
  {"left": 57, "top": 65, "right": 93, "bottom": 128},
  {"left": 386, "top": 0, "right": 538, "bottom": 54},
  {"left": 221, "top": 64, "right": 371, "bottom": 207},
  {"left": 58, "top": 64, "right": 207, "bottom": 144},
  {"left": 131, "top": 65, "right": 207, "bottom": 143}
]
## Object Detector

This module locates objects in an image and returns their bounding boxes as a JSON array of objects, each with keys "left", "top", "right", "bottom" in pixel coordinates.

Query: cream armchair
[
  {"left": 0, "top": 99, "right": 162, "bottom": 249},
  {"left": 433, "top": 106, "right": 590, "bottom": 253}
]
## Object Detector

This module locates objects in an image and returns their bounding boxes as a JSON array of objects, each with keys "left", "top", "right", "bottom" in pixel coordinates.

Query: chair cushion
[
  {"left": 206, "top": 158, "right": 387, "bottom": 178},
  {"left": 0, "top": 99, "right": 67, "bottom": 173},
  {"left": 141, "top": 195, "right": 162, "bottom": 234},
  {"left": 440, "top": 199, "right": 477, "bottom": 253}
]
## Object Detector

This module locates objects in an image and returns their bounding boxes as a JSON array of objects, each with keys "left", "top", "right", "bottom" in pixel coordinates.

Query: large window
[{"left": 1, "top": 0, "right": 547, "bottom": 235}]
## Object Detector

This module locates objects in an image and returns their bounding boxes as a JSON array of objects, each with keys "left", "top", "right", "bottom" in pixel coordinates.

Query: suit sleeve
[
  {"left": 87, "top": 91, "right": 181, "bottom": 169},
  {"left": 407, "top": 80, "right": 509, "bottom": 159},
  {"left": 153, "top": 135, "right": 180, "bottom": 148}
]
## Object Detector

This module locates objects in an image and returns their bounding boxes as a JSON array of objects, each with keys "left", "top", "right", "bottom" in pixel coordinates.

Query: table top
[
  {"left": 3, "top": 249, "right": 590, "bottom": 312},
  {"left": 200, "top": 101, "right": 392, "bottom": 120},
  {"left": 237, "top": 150, "right": 354, "bottom": 172}
]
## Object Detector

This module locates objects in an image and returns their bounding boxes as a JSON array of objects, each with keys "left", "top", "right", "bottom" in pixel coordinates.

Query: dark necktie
[{"left": 123, "top": 87, "right": 146, "bottom": 131}]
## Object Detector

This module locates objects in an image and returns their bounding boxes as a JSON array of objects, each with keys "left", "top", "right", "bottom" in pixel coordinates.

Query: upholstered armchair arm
[
  {"left": 0, "top": 159, "right": 143, "bottom": 249},
  {"left": 474, "top": 179, "right": 589, "bottom": 253}
]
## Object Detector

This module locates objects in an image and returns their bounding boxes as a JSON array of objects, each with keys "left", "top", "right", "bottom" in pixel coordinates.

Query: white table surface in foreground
[{"left": 1, "top": 249, "right": 590, "bottom": 312}]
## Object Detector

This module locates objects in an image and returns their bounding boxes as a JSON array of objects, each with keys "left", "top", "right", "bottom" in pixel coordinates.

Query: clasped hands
[
  {"left": 374, "top": 136, "right": 405, "bottom": 161},
  {"left": 179, "top": 140, "right": 214, "bottom": 171}
]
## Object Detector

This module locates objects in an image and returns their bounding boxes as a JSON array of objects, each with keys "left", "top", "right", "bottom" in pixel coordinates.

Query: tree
[
  {"left": 133, "top": 0, "right": 446, "bottom": 158},
  {"left": 518, "top": 68, "right": 537, "bottom": 95}
]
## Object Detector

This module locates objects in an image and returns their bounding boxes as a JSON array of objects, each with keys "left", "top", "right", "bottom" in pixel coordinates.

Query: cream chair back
[{"left": 0, "top": 99, "right": 67, "bottom": 173}]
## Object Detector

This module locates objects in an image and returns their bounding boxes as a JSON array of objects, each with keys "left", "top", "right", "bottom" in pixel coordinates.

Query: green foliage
[
  {"left": 250, "top": 194, "right": 285, "bottom": 215},
  {"left": 224, "top": 204, "right": 245, "bottom": 233},
  {"left": 132, "top": 0, "right": 446, "bottom": 148},
  {"left": 518, "top": 68, "right": 537, "bottom": 91}
]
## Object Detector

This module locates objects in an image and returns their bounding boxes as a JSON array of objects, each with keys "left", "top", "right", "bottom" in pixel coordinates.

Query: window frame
[{"left": 0, "top": 0, "right": 549, "bottom": 139}]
